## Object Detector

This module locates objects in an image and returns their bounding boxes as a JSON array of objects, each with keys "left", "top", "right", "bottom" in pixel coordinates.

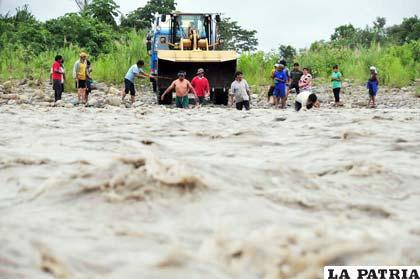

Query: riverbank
[{"left": 0, "top": 79, "right": 419, "bottom": 110}]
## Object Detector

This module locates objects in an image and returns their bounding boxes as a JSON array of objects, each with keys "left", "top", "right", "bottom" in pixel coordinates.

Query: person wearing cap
[
  {"left": 122, "top": 60, "right": 155, "bottom": 103},
  {"left": 191, "top": 68, "right": 210, "bottom": 105},
  {"left": 367, "top": 66, "right": 379, "bottom": 108},
  {"left": 273, "top": 64, "right": 288, "bottom": 109},
  {"left": 161, "top": 71, "right": 198, "bottom": 109},
  {"left": 72, "top": 52, "right": 88, "bottom": 104}
]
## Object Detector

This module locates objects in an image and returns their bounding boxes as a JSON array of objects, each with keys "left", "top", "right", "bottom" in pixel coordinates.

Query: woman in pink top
[{"left": 298, "top": 67, "right": 312, "bottom": 92}]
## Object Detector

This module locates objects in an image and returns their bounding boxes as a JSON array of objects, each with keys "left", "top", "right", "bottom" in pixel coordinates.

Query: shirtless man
[{"left": 161, "top": 71, "right": 198, "bottom": 108}]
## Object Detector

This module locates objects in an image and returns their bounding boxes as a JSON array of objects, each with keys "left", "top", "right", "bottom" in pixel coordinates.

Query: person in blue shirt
[
  {"left": 122, "top": 60, "right": 156, "bottom": 103},
  {"left": 367, "top": 66, "right": 379, "bottom": 108},
  {"left": 273, "top": 64, "right": 288, "bottom": 109}
]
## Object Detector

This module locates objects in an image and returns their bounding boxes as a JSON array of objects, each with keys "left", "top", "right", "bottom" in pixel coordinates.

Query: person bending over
[{"left": 295, "top": 91, "right": 320, "bottom": 111}]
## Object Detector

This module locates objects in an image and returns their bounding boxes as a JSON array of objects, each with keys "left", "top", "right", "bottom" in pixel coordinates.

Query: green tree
[
  {"left": 85, "top": 0, "right": 120, "bottom": 27},
  {"left": 331, "top": 24, "right": 358, "bottom": 48},
  {"left": 218, "top": 18, "right": 258, "bottom": 53},
  {"left": 278, "top": 45, "right": 297, "bottom": 63},
  {"left": 387, "top": 16, "right": 420, "bottom": 45},
  {"left": 0, "top": 5, "right": 51, "bottom": 54},
  {"left": 120, "top": 0, "right": 176, "bottom": 30},
  {"left": 74, "top": 0, "right": 92, "bottom": 12},
  {"left": 45, "top": 13, "right": 117, "bottom": 56}
]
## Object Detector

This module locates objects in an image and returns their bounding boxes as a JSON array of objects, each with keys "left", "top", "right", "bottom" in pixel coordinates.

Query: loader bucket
[{"left": 157, "top": 50, "right": 237, "bottom": 105}]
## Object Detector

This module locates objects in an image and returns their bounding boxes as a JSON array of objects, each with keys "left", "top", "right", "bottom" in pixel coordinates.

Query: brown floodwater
[{"left": 0, "top": 105, "right": 419, "bottom": 279}]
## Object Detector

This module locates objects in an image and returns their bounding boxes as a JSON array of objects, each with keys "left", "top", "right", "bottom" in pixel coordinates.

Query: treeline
[
  {"left": 0, "top": 0, "right": 258, "bottom": 57},
  {"left": 0, "top": 0, "right": 175, "bottom": 57},
  {"left": 0, "top": 1, "right": 418, "bottom": 88},
  {"left": 0, "top": 0, "right": 258, "bottom": 86}
]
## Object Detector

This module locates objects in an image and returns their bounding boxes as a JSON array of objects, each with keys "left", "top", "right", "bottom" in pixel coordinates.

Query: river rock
[
  {"left": 19, "top": 94, "right": 32, "bottom": 104},
  {"left": 132, "top": 101, "right": 143, "bottom": 108},
  {"left": 64, "top": 103, "right": 74, "bottom": 108},
  {"left": 7, "top": 100, "right": 17, "bottom": 105},
  {"left": 87, "top": 97, "right": 105, "bottom": 108},
  {"left": 1, "top": 94, "right": 18, "bottom": 100},
  {"left": 55, "top": 100, "right": 65, "bottom": 107},
  {"left": 39, "top": 102, "right": 53, "bottom": 107},
  {"left": 106, "top": 96, "right": 122, "bottom": 106},
  {"left": 342, "top": 82, "right": 350, "bottom": 88},
  {"left": 3, "top": 80, "right": 13, "bottom": 91},
  {"left": 108, "top": 86, "right": 120, "bottom": 96},
  {"left": 95, "top": 82, "right": 109, "bottom": 92},
  {"left": 34, "top": 89, "right": 44, "bottom": 98}
]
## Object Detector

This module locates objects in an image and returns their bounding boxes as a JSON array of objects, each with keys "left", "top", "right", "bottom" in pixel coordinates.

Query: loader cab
[
  {"left": 148, "top": 13, "right": 237, "bottom": 105},
  {"left": 148, "top": 13, "right": 219, "bottom": 74},
  {"left": 171, "top": 14, "right": 212, "bottom": 49}
]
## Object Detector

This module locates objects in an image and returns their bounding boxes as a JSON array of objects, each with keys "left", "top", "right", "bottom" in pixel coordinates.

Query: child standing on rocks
[
  {"left": 367, "top": 66, "right": 379, "bottom": 108},
  {"left": 273, "top": 64, "right": 288, "bottom": 109},
  {"left": 331, "top": 65, "right": 342, "bottom": 106}
]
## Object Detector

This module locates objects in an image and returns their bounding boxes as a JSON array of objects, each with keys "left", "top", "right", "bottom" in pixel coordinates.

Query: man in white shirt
[
  {"left": 295, "top": 90, "right": 320, "bottom": 111},
  {"left": 230, "top": 71, "right": 250, "bottom": 111}
]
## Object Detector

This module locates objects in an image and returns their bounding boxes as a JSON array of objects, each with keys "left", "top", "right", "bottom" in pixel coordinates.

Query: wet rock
[
  {"left": 39, "top": 102, "right": 52, "bottom": 107},
  {"left": 106, "top": 96, "right": 122, "bottom": 106},
  {"left": 34, "top": 89, "right": 44, "bottom": 98},
  {"left": 108, "top": 86, "right": 120, "bottom": 96},
  {"left": 3, "top": 81, "right": 13, "bottom": 92},
  {"left": 87, "top": 98, "right": 99, "bottom": 107},
  {"left": 87, "top": 97, "right": 105, "bottom": 108},
  {"left": 55, "top": 100, "right": 65, "bottom": 107},
  {"left": 1, "top": 94, "right": 18, "bottom": 100},
  {"left": 18, "top": 94, "right": 32, "bottom": 104},
  {"left": 44, "top": 96, "right": 54, "bottom": 102},
  {"left": 95, "top": 82, "right": 109, "bottom": 92},
  {"left": 132, "top": 101, "right": 143, "bottom": 108}
]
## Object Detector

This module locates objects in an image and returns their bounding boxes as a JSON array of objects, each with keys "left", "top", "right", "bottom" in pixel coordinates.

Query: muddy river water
[{"left": 0, "top": 105, "right": 419, "bottom": 278}]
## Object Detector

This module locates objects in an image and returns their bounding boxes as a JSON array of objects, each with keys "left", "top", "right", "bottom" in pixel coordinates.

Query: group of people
[
  {"left": 122, "top": 60, "right": 211, "bottom": 109},
  {"left": 268, "top": 61, "right": 319, "bottom": 111},
  {"left": 52, "top": 54, "right": 379, "bottom": 111},
  {"left": 268, "top": 60, "right": 379, "bottom": 110},
  {"left": 50, "top": 52, "right": 93, "bottom": 103}
]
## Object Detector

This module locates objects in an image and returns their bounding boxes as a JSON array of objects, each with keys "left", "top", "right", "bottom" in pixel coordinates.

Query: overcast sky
[{"left": 1, "top": 0, "right": 419, "bottom": 51}]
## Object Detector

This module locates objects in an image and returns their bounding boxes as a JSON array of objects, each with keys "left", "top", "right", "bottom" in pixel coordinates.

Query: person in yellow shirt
[{"left": 72, "top": 52, "right": 88, "bottom": 104}]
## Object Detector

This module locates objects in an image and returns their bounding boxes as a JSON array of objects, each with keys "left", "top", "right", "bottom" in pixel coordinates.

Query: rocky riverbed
[
  {"left": 0, "top": 79, "right": 419, "bottom": 279},
  {"left": 0, "top": 79, "right": 419, "bottom": 109}
]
